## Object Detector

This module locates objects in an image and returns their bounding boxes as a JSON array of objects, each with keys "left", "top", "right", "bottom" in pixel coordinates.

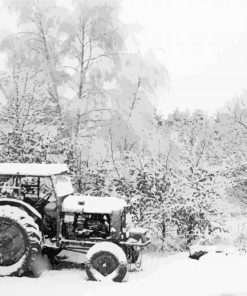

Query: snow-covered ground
[{"left": 2, "top": 250, "right": 247, "bottom": 296}]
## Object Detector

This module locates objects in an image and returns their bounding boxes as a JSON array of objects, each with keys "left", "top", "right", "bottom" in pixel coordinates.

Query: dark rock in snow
[{"left": 189, "top": 244, "right": 237, "bottom": 260}]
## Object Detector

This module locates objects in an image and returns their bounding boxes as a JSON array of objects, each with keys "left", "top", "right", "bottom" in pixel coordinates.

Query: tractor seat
[{"left": 44, "top": 202, "right": 57, "bottom": 218}]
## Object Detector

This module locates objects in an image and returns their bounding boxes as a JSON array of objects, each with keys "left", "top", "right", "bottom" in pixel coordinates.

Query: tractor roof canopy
[{"left": 0, "top": 163, "right": 69, "bottom": 177}]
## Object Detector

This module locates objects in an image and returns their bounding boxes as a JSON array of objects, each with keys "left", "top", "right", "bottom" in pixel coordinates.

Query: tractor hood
[{"left": 62, "top": 195, "right": 127, "bottom": 214}]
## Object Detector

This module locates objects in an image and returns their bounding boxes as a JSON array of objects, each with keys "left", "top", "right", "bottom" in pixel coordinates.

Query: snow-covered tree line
[{"left": 0, "top": 0, "right": 245, "bottom": 250}]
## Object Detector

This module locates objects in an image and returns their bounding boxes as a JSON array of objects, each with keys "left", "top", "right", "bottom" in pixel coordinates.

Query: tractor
[{"left": 0, "top": 163, "right": 150, "bottom": 281}]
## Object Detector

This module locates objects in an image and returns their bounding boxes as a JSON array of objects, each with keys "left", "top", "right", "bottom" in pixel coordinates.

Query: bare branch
[
  {"left": 26, "top": 37, "right": 44, "bottom": 44},
  {"left": 34, "top": 6, "right": 61, "bottom": 113},
  {"left": 21, "top": 73, "right": 38, "bottom": 132},
  {"left": 18, "top": 31, "right": 42, "bottom": 38},
  {"left": 236, "top": 120, "right": 247, "bottom": 131},
  {"left": 109, "top": 128, "right": 120, "bottom": 178},
  {"left": 84, "top": 27, "right": 119, "bottom": 47},
  {"left": 0, "top": 83, "right": 10, "bottom": 101},
  {"left": 82, "top": 52, "right": 117, "bottom": 66},
  {"left": 84, "top": 38, "right": 92, "bottom": 70},
  {"left": 20, "top": 71, "right": 29, "bottom": 101},
  {"left": 165, "top": 143, "right": 172, "bottom": 171},
  {"left": 128, "top": 77, "right": 141, "bottom": 120},
  {"left": 27, "top": 44, "right": 44, "bottom": 55},
  {"left": 76, "top": 33, "right": 83, "bottom": 45},
  {"left": 60, "top": 65, "right": 79, "bottom": 72},
  {"left": 78, "top": 20, "right": 86, "bottom": 99},
  {"left": 234, "top": 188, "right": 247, "bottom": 206},
  {"left": 195, "top": 140, "right": 206, "bottom": 168},
  {"left": 80, "top": 108, "right": 116, "bottom": 117}
]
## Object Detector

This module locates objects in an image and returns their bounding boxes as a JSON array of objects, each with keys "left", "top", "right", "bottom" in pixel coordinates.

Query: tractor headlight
[{"left": 64, "top": 213, "right": 74, "bottom": 223}]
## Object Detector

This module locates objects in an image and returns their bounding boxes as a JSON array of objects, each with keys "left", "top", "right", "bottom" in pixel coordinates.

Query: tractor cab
[{"left": 0, "top": 163, "right": 70, "bottom": 202}]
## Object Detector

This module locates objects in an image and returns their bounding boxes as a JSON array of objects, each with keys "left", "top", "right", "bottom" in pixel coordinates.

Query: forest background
[{"left": 0, "top": 0, "right": 247, "bottom": 251}]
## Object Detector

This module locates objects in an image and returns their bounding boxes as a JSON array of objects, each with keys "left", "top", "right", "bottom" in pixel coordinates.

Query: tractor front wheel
[{"left": 85, "top": 242, "right": 127, "bottom": 282}]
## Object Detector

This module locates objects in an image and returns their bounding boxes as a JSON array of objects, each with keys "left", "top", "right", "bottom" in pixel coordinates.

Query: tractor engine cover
[{"left": 61, "top": 195, "right": 127, "bottom": 214}]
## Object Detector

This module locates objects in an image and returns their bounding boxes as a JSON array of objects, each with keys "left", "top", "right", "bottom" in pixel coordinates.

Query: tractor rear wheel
[{"left": 0, "top": 205, "right": 41, "bottom": 276}]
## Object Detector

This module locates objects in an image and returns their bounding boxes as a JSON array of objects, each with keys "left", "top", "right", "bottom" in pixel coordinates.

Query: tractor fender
[{"left": 0, "top": 198, "right": 42, "bottom": 226}]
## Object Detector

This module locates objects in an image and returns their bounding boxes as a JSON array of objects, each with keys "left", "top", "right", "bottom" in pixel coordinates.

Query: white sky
[
  {"left": 1, "top": 0, "right": 247, "bottom": 115},
  {"left": 121, "top": 0, "right": 247, "bottom": 115}
]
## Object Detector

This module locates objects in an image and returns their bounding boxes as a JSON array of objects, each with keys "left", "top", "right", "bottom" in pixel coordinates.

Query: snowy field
[{"left": 2, "top": 251, "right": 247, "bottom": 296}]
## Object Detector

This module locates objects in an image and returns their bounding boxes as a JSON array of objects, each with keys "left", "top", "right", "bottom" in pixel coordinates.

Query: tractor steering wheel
[{"left": 35, "top": 192, "right": 53, "bottom": 207}]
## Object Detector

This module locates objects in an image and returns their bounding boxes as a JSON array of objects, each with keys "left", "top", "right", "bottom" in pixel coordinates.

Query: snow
[
  {"left": 62, "top": 195, "right": 127, "bottom": 214},
  {"left": 0, "top": 163, "right": 69, "bottom": 177},
  {"left": 0, "top": 254, "right": 26, "bottom": 276},
  {"left": 0, "top": 198, "right": 42, "bottom": 219},
  {"left": 128, "top": 227, "right": 149, "bottom": 234},
  {"left": 2, "top": 251, "right": 247, "bottom": 296},
  {"left": 0, "top": 205, "right": 42, "bottom": 240}
]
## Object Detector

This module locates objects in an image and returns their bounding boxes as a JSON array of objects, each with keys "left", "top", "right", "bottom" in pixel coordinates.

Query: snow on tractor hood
[{"left": 62, "top": 195, "right": 127, "bottom": 214}]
